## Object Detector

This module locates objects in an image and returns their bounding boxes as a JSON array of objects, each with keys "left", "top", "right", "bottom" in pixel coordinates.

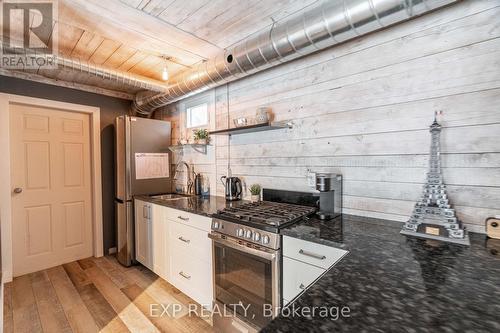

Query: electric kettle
[{"left": 220, "top": 176, "right": 242, "bottom": 201}]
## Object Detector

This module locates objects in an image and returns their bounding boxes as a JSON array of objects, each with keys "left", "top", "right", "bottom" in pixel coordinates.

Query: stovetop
[{"left": 212, "top": 201, "right": 317, "bottom": 232}]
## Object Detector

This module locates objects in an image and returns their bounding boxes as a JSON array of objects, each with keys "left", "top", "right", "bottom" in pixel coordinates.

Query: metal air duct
[
  {"left": 131, "top": 0, "right": 457, "bottom": 116},
  {"left": 1, "top": 40, "right": 169, "bottom": 94}
]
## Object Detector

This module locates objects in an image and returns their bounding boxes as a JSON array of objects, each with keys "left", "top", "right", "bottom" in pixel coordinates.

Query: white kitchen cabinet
[
  {"left": 134, "top": 199, "right": 153, "bottom": 270},
  {"left": 170, "top": 245, "right": 213, "bottom": 308},
  {"left": 134, "top": 200, "right": 213, "bottom": 308},
  {"left": 283, "top": 256, "right": 325, "bottom": 302},
  {"left": 283, "top": 235, "right": 348, "bottom": 270},
  {"left": 282, "top": 236, "right": 348, "bottom": 305},
  {"left": 151, "top": 203, "right": 170, "bottom": 281},
  {"left": 169, "top": 216, "right": 213, "bottom": 309},
  {"left": 170, "top": 220, "right": 212, "bottom": 260},
  {"left": 135, "top": 199, "right": 170, "bottom": 279},
  {"left": 162, "top": 206, "right": 212, "bottom": 232}
]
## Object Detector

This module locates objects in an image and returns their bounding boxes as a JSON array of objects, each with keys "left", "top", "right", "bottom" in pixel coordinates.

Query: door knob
[{"left": 13, "top": 188, "right": 23, "bottom": 194}]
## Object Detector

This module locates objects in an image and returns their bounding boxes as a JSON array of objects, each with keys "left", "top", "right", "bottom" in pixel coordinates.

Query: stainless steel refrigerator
[{"left": 115, "top": 115, "right": 172, "bottom": 266}]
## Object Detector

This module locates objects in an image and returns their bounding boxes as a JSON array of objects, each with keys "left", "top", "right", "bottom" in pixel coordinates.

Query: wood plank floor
[{"left": 3, "top": 256, "right": 214, "bottom": 333}]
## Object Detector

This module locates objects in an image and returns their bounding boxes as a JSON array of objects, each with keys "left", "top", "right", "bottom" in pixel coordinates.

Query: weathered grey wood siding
[{"left": 157, "top": 0, "right": 500, "bottom": 233}]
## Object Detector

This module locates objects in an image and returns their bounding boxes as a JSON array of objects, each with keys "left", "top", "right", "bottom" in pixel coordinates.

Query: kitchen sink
[{"left": 150, "top": 193, "right": 192, "bottom": 200}]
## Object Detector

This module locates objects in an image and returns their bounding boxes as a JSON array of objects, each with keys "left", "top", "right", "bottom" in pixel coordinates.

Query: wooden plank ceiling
[{"left": 0, "top": 0, "right": 317, "bottom": 99}]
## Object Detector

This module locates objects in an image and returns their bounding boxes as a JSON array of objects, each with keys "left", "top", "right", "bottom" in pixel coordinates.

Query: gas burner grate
[{"left": 217, "top": 201, "right": 316, "bottom": 226}]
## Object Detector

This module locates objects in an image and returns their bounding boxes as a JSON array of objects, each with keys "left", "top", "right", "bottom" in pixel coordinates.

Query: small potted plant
[
  {"left": 193, "top": 129, "right": 210, "bottom": 145},
  {"left": 250, "top": 184, "right": 261, "bottom": 202}
]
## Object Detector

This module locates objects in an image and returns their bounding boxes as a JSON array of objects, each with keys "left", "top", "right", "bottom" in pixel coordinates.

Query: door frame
[{"left": 0, "top": 93, "right": 104, "bottom": 282}]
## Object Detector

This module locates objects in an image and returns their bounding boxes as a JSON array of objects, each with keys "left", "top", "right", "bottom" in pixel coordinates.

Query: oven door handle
[{"left": 209, "top": 233, "right": 277, "bottom": 261}]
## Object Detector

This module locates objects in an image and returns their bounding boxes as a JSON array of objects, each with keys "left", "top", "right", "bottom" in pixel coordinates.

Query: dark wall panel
[{"left": 0, "top": 75, "right": 130, "bottom": 253}]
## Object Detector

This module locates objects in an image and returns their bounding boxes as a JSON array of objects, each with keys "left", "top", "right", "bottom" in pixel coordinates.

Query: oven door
[{"left": 210, "top": 232, "right": 280, "bottom": 329}]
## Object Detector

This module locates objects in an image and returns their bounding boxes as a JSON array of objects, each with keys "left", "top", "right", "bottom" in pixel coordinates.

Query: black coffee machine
[
  {"left": 316, "top": 173, "right": 342, "bottom": 220},
  {"left": 220, "top": 176, "right": 242, "bottom": 201}
]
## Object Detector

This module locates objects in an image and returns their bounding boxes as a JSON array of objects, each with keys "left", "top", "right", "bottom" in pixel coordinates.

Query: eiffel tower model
[{"left": 401, "top": 113, "right": 470, "bottom": 245}]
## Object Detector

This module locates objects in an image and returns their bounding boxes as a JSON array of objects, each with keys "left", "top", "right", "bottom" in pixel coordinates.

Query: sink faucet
[{"left": 174, "top": 161, "right": 194, "bottom": 194}]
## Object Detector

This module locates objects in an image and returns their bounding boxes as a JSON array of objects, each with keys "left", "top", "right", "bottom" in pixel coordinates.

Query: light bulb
[{"left": 162, "top": 66, "right": 169, "bottom": 81}]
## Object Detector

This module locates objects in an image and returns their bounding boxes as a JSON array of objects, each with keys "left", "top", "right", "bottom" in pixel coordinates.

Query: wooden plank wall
[{"left": 157, "top": 0, "right": 500, "bottom": 233}]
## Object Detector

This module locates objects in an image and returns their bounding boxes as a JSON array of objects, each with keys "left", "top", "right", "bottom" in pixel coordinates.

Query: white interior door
[{"left": 10, "top": 103, "right": 94, "bottom": 277}]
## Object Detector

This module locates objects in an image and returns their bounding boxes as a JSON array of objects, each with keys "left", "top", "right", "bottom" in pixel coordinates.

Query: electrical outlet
[{"left": 306, "top": 169, "right": 316, "bottom": 188}]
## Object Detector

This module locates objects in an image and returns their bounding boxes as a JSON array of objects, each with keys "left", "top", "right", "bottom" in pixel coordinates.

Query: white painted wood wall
[{"left": 157, "top": 0, "right": 500, "bottom": 233}]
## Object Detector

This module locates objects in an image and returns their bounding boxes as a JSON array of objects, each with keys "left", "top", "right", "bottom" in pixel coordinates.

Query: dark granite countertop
[
  {"left": 136, "top": 195, "right": 500, "bottom": 331},
  {"left": 264, "top": 215, "right": 500, "bottom": 332},
  {"left": 134, "top": 194, "right": 250, "bottom": 217}
]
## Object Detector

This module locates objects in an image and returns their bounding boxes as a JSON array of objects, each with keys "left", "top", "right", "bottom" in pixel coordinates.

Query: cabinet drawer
[
  {"left": 163, "top": 207, "right": 212, "bottom": 232},
  {"left": 170, "top": 250, "right": 213, "bottom": 307},
  {"left": 170, "top": 221, "right": 211, "bottom": 262},
  {"left": 283, "top": 257, "right": 325, "bottom": 302},
  {"left": 283, "top": 236, "right": 348, "bottom": 269}
]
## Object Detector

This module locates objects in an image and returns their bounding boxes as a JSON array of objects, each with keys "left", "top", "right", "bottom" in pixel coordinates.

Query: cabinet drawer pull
[
  {"left": 299, "top": 249, "right": 326, "bottom": 260},
  {"left": 177, "top": 216, "right": 189, "bottom": 221},
  {"left": 299, "top": 283, "right": 306, "bottom": 290},
  {"left": 178, "top": 236, "right": 190, "bottom": 244},
  {"left": 179, "top": 271, "right": 191, "bottom": 280}
]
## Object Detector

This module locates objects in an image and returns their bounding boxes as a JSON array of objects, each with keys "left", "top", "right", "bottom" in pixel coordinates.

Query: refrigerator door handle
[
  {"left": 125, "top": 116, "right": 132, "bottom": 201},
  {"left": 143, "top": 205, "right": 151, "bottom": 219},
  {"left": 115, "top": 116, "right": 126, "bottom": 201}
]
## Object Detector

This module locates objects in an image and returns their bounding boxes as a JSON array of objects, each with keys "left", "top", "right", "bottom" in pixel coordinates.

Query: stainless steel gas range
[{"left": 209, "top": 198, "right": 317, "bottom": 333}]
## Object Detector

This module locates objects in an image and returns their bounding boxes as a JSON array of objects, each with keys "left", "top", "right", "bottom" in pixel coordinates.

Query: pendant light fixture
[
  {"left": 162, "top": 66, "right": 169, "bottom": 81},
  {"left": 161, "top": 56, "right": 170, "bottom": 81}
]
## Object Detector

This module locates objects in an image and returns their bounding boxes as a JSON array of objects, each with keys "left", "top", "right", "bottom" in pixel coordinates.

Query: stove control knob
[
  {"left": 213, "top": 221, "right": 220, "bottom": 229},
  {"left": 253, "top": 232, "right": 261, "bottom": 242},
  {"left": 262, "top": 235, "right": 270, "bottom": 245},
  {"left": 245, "top": 230, "right": 253, "bottom": 239},
  {"left": 237, "top": 229, "right": 245, "bottom": 237}
]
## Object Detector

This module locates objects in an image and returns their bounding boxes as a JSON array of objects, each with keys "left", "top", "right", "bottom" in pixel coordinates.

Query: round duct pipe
[
  {"left": 130, "top": 0, "right": 458, "bottom": 116},
  {"left": 1, "top": 41, "right": 169, "bottom": 94}
]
